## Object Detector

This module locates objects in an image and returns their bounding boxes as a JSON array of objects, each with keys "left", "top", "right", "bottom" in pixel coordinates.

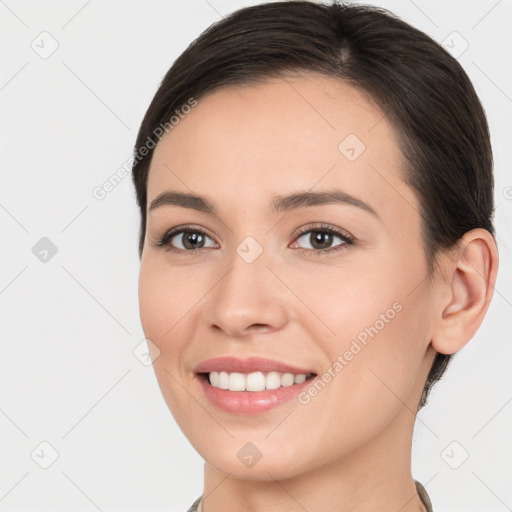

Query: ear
[{"left": 431, "top": 228, "right": 499, "bottom": 355}]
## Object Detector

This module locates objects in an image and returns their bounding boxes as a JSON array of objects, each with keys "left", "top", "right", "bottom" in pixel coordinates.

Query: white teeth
[
  {"left": 294, "top": 374, "right": 306, "bottom": 384},
  {"left": 207, "top": 371, "right": 312, "bottom": 391},
  {"left": 209, "top": 371, "right": 219, "bottom": 387},
  {"left": 266, "top": 371, "right": 281, "bottom": 390},
  {"left": 246, "top": 371, "right": 266, "bottom": 391},
  {"left": 281, "top": 373, "right": 295, "bottom": 387},
  {"left": 228, "top": 372, "right": 245, "bottom": 391},
  {"left": 218, "top": 371, "right": 229, "bottom": 389}
]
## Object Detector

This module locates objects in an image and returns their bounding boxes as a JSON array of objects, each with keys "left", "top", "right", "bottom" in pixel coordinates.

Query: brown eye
[
  {"left": 171, "top": 230, "right": 210, "bottom": 250},
  {"left": 291, "top": 224, "right": 355, "bottom": 254},
  {"left": 155, "top": 226, "right": 217, "bottom": 253},
  {"left": 300, "top": 230, "right": 337, "bottom": 250}
]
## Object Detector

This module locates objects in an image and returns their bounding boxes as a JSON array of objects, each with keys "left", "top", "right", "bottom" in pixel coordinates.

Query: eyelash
[{"left": 153, "top": 223, "right": 355, "bottom": 256}]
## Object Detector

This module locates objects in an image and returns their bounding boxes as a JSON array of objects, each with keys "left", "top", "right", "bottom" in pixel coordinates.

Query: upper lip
[{"left": 193, "top": 356, "right": 316, "bottom": 375}]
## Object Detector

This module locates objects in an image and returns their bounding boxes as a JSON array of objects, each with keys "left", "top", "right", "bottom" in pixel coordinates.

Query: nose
[{"left": 206, "top": 246, "right": 289, "bottom": 339}]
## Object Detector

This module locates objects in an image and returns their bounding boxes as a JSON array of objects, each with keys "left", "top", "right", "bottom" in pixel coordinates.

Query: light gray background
[{"left": 1, "top": 0, "right": 511, "bottom": 510}]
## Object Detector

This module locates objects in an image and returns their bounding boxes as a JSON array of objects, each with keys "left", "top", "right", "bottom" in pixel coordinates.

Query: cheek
[
  {"left": 294, "top": 249, "right": 430, "bottom": 417},
  {"left": 138, "top": 261, "right": 200, "bottom": 420},
  {"left": 138, "top": 259, "right": 201, "bottom": 348},
  {"left": 138, "top": 264, "right": 169, "bottom": 345},
  {"left": 325, "top": 282, "right": 430, "bottom": 424}
]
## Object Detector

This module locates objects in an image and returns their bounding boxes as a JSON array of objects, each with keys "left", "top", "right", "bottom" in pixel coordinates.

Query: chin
[
  {"left": 205, "top": 453, "right": 307, "bottom": 482},
  {"left": 189, "top": 434, "right": 318, "bottom": 482}
]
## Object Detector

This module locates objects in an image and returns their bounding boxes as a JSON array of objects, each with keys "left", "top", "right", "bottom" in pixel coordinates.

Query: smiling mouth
[{"left": 198, "top": 371, "right": 317, "bottom": 392}]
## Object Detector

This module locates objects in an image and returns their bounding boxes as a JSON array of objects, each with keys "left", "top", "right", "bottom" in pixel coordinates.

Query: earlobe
[{"left": 431, "top": 228, "right": 499, "bottom": 355}]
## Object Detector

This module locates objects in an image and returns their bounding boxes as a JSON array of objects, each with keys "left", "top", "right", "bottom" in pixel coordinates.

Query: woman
[{"left": 131, "top": 1, "right": 499, "bottom": 510}]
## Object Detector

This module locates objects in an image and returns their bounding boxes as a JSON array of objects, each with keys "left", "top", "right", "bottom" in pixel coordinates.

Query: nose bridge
[{"left": 206, "top": 236, "right": 287, "bottom": 337}]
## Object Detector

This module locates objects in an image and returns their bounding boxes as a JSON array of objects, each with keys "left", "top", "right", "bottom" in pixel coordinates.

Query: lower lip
[{"left": 196, "top": 374, "right": 316, "bottom": 415}]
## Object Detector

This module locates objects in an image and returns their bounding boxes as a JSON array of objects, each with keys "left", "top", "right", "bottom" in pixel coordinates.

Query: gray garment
[
  {"left": 186, "top": 479, "right": 433, "bottom": 511},
  {"left": 415, "top": 480, "right": 434, "bottom": 512},
  {"left": 186, "top": 495, "right": 202, "bottom": 512}
]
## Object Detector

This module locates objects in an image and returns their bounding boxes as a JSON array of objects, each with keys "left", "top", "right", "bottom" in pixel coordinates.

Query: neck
[{"left": 201, "top": 404, "right": 427, "bottom": 512}]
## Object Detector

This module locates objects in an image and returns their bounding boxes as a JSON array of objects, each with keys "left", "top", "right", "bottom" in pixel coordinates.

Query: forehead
[{"left": 147, "top": 73, "right": 418, "bottom": 221}]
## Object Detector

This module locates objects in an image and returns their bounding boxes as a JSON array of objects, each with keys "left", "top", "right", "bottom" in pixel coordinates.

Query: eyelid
[{"left": 291, "top": 223, "right": 355, "bottom": 244}]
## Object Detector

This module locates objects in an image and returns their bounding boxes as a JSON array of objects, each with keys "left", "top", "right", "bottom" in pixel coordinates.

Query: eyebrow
[{"left": 148, "top": 189, "right": 378, "bottom": 218}]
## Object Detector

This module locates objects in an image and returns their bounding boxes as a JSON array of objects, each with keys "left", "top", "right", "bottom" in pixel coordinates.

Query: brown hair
[{"left": 131, "top": 0, "right": 496, "bottom": 409}]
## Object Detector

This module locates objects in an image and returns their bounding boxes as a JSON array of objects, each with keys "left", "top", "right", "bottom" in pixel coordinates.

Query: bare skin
[{"left": 138, "top": 73, "right": 498, "bottom": 512}]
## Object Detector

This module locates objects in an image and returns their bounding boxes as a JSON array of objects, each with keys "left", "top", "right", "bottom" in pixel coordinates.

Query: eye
[
  {"left": 291, "top": 223, "right": 355, "bottom": 254},
  {"left": 153, "top": 225, "right": 217, "bottom": 253},
  {"left": 153, "top": 223, "right": 355, "bottom": 255}
]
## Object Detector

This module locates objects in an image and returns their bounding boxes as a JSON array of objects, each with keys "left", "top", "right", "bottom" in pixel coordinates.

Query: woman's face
[{"left": 139, "top": 74, "right": 439, "bottom": 480}]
